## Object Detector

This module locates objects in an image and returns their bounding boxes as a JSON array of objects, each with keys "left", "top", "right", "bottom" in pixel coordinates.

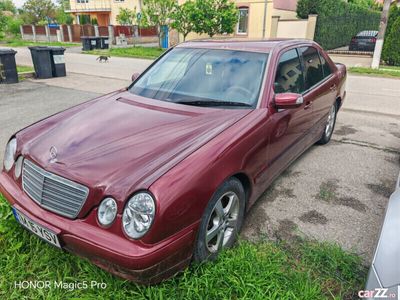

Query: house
[
  {"left": 66, "top": 0, "right": 143, "bottom": 26},
  {"left": 65, "top": 0, "right": 315, "bottom": 41}
]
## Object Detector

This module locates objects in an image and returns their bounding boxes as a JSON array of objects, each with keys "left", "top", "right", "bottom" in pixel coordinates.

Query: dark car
[
  {"left": 0, "top": 39, "right": 347, "bottom": 284},
  {"left": 349, "top": 30, "right": 378, "bottom": 52}
]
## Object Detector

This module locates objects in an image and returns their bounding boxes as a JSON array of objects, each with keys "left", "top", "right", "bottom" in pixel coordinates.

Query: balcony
[{"left": 66, "top": 0, "right": 112, "bottom": 12}]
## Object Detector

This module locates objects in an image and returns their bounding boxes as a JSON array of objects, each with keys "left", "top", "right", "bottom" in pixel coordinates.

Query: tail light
[
  {"left": 351, "top": 37, "right": 356, "bottom": 43},
  {"left": 371, "top": 37, "right": 377, "bottom": 43}
]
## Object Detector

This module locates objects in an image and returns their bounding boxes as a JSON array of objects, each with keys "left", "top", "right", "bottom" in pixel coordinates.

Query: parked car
[
  {"left": 349, "top": 30, "right": 378, "bottom": 52},
  {"left": 0, "top": 39, "right": 347, "bottom": 284},
  {"left": 364, "top": 171, "right": 400, "bottom": 299}
]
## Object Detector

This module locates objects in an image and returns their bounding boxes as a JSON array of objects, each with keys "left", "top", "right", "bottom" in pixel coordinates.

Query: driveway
[{"left": 0, "top": 52, "right": 399, "bottom": 263}]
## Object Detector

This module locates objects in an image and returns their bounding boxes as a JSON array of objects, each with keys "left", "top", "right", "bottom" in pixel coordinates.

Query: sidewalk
[{"left": 1, "top": 46, "right": 152, "bottom": 81}]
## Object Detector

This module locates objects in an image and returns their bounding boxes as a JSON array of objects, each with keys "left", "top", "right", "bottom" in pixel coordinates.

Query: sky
[{"left": 13, "top": 0, "right": 57, "bottom": 8}]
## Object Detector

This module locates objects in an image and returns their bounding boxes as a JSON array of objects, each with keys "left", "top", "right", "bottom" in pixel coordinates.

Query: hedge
[
  {"left": 297, "top": 0, "right": 381, "bottom": 50},
  {"left": 382, "top": 6, "right": 400, "bottom": 66}
]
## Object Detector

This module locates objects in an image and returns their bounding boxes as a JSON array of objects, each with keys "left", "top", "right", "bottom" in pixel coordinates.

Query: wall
[{"left": 276, "top": 19, "right": 307, "bottom": 38}]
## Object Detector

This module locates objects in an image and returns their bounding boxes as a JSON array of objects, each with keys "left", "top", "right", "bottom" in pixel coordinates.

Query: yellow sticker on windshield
[{"left": 206, "top": 63, "right": 213, "bottom": 75}]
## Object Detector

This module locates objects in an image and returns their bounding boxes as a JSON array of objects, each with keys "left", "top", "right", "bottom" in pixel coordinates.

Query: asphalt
[{"left": 0, "top": 50, "right": 399, "bottom": 264}]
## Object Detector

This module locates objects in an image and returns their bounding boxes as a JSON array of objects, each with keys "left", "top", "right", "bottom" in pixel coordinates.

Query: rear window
[
  {"left": 357, "top": 31, "right": 378, "bottom": 37},
  {"left": 298, "top": 47, "right": 324, "bottom": 90}
]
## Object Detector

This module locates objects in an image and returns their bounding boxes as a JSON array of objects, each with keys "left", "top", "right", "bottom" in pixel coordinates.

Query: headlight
[
  {"left": 3, "top": 138, "right": 17, "bottom": 172},
  {"left": 122, "top": 192, "right": 155, "bottom": 239},
  {"left": 97, "top": 198, "right": 117, "bottom": 226},
  {"left": 14, "top": 156, "right": 24, "bottom": 179}
]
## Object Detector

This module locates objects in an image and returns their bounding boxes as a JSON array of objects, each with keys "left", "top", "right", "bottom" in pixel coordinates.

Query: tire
[
  {"left": 193, "top": 177, "right": 246, "bottom": 262},
  {"left": 317, "top": 102, "right": 338, "bottom": 145}
]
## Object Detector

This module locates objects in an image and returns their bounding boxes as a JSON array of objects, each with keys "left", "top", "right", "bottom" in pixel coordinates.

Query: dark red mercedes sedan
[{"left": 0, "top": 39, "right": 346, "bottom": 284}]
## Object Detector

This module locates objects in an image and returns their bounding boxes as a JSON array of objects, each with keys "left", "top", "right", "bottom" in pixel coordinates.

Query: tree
[
  {"left": 0, "top": 0, "right": 16, "bottom": 14},
  {"left": 382, "top": 5, "right": 400, "bottom": 65},
  {"left": 381, "top": 16, "right": 400, "bottom": 66},
  {"left": 116, "top": 7, "right": 137, "bottom": 25},
  {"left": 55, "top": 0, "right": 74, "bottom": 25},
  {"left": 193, "top": 0, "right": 238, "bottom": 37},
  {"left": 170, "top": 1, "right": 197, "bottom": 41},
  {"left": 142, "top": 0, "right": 176, "bottom": 47},
  {"left": 0, "top": 12, "right": 7, "bottom": 38},
  {"left": 21, "top": 0, "right": 56, "bottom": 24}
]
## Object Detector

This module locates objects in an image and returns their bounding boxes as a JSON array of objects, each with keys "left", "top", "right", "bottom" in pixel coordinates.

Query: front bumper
[{"left": 0, "top": 172, "right": 196, "bottom": 284}]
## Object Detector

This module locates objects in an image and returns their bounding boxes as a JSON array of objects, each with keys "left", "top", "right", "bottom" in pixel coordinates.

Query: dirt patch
[
  {"left": 275, "top": 219, "right": 299, "bottom": 241},
  {"left": 334, "top": 125, "right": 358, "bottom": 137},
  {"left": 336, "top": 197, "right": 367, "bottom": 213},
  {"left": 390, "top": 131, "right": 400, "bottom": 139},
  {"left": 281, "top": 169, "right": 302, "bottom": 178},
  {"left": 315, "top": 180, "right": 339, "bottom": 202},
  {"left": 384, "top": 155, "right": 400, "bottom": 165},
  {"left": 299, "top": 210, "right": 328, "bottom": 225},
  {"left": 316, "top": 180, "right": 367, "bottom": 213},
  {"left": 366, "top": 180, "right": 395, "bottom": 198}
]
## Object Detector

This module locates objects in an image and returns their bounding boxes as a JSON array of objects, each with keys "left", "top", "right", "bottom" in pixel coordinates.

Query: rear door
[{"left": 298, "top": 46, "right": 337, "bottom": 140}]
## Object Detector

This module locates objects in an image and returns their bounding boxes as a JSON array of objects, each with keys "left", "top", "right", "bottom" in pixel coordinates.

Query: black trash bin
[
  {"left": 0, "top": 49, "right": 18, "bottom": 84},
  {"left": 50, "top": 47, "right": 66, "bottom": 77},
  {"left": 81, "top": 36, "right": 101, "bottom": 50},
  {"left": 29, "top": 46, "right": 53, "bottom": 79},
  {"left": 82, "top": 36, "right": 92, "bottom": 51},
  {"left": 92, "top": 37, "right": 101, "bottom": 49},
  {"left": 99, "top": 36, "right": 109, "bottom": 49}
]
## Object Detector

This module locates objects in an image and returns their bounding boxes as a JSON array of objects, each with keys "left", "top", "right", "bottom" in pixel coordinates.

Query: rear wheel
[
  {"left": 194, "top": 178, "right": 245, "bottom": 262},
  {"left": 317, "top": 103, "right": 337, "bottom": 145}
]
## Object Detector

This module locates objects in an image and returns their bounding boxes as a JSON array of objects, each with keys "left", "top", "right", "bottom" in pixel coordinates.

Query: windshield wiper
[{"left": 174, "top": 100, "right": 253, "bottom": 108}]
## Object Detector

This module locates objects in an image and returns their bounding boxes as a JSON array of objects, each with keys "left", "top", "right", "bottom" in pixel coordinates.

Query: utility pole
[{"left": 371, "top": 0, "right": 392, "bottom": 69}]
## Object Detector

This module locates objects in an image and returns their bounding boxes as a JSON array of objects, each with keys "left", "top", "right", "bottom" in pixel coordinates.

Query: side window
[
  {"left": 274, "top": 49, "right": 304, "bottom": 94},
  {"left": 319, "top": 53, "right": 332, "bottom": 78},
  {"left": 299, "top": 47, "right": 324, "bottom": 90}
]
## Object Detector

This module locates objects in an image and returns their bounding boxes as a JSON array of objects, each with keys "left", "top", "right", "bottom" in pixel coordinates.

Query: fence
[
  {"left": 20, "top": 24, "right": 158, "bottom": 44},
  {"left": 315, "top": 12, "right": 380, "bottom": 50}
]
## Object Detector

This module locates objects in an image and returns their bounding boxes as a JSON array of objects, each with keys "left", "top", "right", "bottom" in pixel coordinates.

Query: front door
[{"left": 261, "top": 48, "right": 313, "bottom": 186}]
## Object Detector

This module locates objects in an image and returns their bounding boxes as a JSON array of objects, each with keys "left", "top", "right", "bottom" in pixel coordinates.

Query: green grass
[
  {"left": 0, "top": 38, "right": 79, "bottom": 48},
  {"left": 17, "top": 65, "right": 34, "bottom": 73},
  {"left": 349, "top": 66, "right": 400, "bottom": 78},
  {"left": 83, "top": 46, "right": 166, "bottom": 60},
  {"left": 0, "top": 194, "right": 366, "bottom": 299}
]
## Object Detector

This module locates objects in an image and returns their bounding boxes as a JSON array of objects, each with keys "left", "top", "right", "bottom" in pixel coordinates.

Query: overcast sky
[{"left": 13, "top": 0, "right": 57, "bottom": 8}]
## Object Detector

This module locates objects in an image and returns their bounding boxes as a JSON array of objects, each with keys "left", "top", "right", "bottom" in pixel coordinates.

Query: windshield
[{"left": 129, "top": 48, "right": 269, "bottom": 108}]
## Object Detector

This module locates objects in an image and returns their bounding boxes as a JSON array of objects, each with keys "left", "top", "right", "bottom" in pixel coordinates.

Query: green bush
[
  {"left": 297, "top": 0, "right": 381, "bottom": 50},
  {"left": 382, "top": 17, "right": 400, "bottom": 66},
  {"left": 6, "top": 16, "right": 23, "bottom": 36}
]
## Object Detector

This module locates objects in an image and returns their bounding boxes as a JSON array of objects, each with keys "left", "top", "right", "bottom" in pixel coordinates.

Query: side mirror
[
  {"left": 131, "top": 72, "right": 140, "bottom": 82},
  {"left": 274, "top": 93, "right": 303, "bottom": 109}
]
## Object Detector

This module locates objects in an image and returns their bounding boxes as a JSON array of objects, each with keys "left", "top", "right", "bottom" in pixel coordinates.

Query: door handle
[
  {"left": 304, "top": 101, "right": 312, "bottom": 110},
  {"left": 330, "top": 84, "right": 337, "bottom": 91}
]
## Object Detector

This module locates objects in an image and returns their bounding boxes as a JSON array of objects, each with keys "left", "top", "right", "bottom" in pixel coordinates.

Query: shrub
[
  {"left": 297, "top": 0, "right": 381, "bottom": 50},
  {"left": 382, "top": 17, "right": 400, "bottom": 66}
]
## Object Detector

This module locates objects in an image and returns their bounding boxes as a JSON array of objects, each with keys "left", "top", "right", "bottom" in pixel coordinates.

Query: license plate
[{"left": 12, "top": 207, "right": 61, "bottom": 248}]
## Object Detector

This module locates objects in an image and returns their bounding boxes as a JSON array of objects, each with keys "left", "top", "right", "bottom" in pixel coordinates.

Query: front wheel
[
  {"left": 317, "top": 103, "right": 337, "bottom": 145},
  {"left": 194, "top": 178, "right": 246, "bottom": 262}
]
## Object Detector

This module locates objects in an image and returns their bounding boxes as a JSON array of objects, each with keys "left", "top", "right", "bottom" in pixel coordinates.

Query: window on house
[
  {"left": 237, "top": 7, "right": 249, "bottom": 34},
  {"left": 76, "top": 0, "right": 88, "bottom": 3},
  {"left": 114, "top": 0, "right": 125, "bottom": 2}
]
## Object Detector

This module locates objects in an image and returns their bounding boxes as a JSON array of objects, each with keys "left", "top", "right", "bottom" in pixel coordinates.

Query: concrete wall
[{"left": 272, "top": 15, "right": 317, "bottom": 40}]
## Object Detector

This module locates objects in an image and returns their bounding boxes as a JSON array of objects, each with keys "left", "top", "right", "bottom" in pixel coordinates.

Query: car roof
[{"left": 176, "top": 38, "right": 315, "bottom": 53}]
